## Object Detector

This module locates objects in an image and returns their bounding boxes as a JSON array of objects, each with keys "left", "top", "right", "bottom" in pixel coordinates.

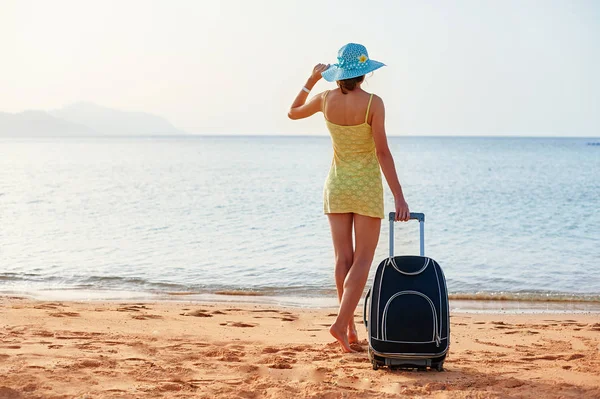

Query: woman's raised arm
[{"left": 288, "top": 63, "right": 329, "bottom": 120}]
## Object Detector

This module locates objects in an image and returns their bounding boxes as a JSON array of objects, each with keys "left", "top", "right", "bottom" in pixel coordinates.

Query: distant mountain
[
  {"left": 0, "top": 103, "right": 185, "bottom": 137},
  {"left": 50, "top": 102, "right": 184, "bottom": 136},
  {"left": 0, "top": 110, "right": 96, "bottom": 136}
]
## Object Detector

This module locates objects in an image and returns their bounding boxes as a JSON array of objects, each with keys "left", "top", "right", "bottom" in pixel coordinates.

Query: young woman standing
[{"left": 288, "top": 43, "right": 410, "bottom": 352}]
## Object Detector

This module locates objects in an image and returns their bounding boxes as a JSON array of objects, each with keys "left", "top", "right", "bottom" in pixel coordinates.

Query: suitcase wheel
[
  {"left": 372, "top": 360, "right": 378, "bottom": 370},
  {"left": 435, "top": 362, "right": 444, "bottom": 372}
]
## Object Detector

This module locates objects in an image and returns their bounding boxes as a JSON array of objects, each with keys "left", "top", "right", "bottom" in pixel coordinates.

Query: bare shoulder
[
  {"left": 371, "top": 93, "right": 384, "bottom": 103},
  {"left": 370, "top": 94, "right": 385, "bottom": 111},
  {"left": 313, "top": 90, "right": 328, "bottom": 102}
]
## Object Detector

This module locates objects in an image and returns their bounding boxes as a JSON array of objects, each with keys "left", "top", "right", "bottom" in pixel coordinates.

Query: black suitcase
[{"left": 363, "top": 212, "right": 449, "bottom": 371}]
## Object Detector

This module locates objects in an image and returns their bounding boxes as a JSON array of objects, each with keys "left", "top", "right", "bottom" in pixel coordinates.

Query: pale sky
[{"left": 1, "top": 0, "right": 599, "bottom": 136}]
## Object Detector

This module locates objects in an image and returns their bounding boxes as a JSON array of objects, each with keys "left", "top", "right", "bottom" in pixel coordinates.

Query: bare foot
[
  {"left": 330, "top": 323, "right": 355, "bottom": 353},
  {"left": 348, "top": 323, "right": 359, "bottom": 344}
]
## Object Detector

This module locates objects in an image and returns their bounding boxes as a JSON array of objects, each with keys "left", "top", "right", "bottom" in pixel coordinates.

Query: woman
[{"left": 288, "top": 43, "right": 410, "bottom": 353}]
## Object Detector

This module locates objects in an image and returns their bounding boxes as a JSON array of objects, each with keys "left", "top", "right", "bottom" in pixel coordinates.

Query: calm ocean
[{"left": 1, "top": 136, "right": 599, "bottom": 306}]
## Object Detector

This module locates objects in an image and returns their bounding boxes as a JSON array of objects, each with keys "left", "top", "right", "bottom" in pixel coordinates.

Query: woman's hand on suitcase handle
[{"left": 394, "top": 197, "right": 410, "bottom": 222}]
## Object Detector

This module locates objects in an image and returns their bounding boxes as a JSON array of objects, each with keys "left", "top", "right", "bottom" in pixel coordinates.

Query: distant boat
[{"left": 587, "top": 142, "right": 600, "bottom": 146}]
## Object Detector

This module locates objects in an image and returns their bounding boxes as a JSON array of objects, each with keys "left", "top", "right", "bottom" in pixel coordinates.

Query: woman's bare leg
[
  {"left": 330, "top": 214, "right": 381, "bottom": 352},
  {"left": 326, "top": 213, "right": 361, "bottom": 343},
  {"left": 327, "top": 213, "right": 354, "bottom": 352}
]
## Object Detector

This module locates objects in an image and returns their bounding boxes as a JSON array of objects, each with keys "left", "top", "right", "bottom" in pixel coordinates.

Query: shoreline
[
  {"left": 1, "top": 297, "right": 599, "bottom": 398},
  {"left": 2, "top": 291, "right": 600, "bottom": 314}
]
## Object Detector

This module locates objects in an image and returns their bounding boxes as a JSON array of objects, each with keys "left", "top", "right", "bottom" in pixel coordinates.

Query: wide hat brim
[{"left": 321, "top": 60, "right": 385, "bottom": 82}]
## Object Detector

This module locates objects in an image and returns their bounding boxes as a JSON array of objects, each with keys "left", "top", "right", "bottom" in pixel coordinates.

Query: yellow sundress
[{"left": 323, "top": 91, "right": 385, "bottom": 219}]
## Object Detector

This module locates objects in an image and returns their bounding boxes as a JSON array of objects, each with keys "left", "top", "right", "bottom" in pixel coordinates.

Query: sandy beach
[{"left": 1, "top": 297, "right": 599, "bottom": 399}]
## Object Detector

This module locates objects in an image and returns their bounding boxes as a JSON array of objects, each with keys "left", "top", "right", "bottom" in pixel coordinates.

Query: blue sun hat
[{"left": 321, "top": 43, "right": 385, "bottom": 82}]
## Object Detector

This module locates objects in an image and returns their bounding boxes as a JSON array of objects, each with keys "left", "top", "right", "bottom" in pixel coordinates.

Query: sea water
[{"left": 1, "top": 136, "right": 599, "bottom": 305}]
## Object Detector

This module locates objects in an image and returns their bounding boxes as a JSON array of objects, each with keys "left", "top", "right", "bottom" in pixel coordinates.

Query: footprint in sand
[
  {"left": 565, "top": 353, "right": 585, "bottom": 361},
  {"left": 520, "top": 354, "right": 562, "bottom": 361},
  {"left": 187, "top": 377, "right": 244, "bottom": 387},
  {"left": 181, "top": 309, "right": 213, "bottom": 317},
  {"left": 289, "top": 345, "right": 311, "bottom": 352},
  {"left": 53, "top": 332, "right": 102, "bottom": 341},
  {"left": 251, "top": 309, "right": 298, "bottom": 322},
  {"left": 131, "top": 314, "right": 163, "bottom": 320},
  {"left": 260, "top": 355, "right": 295, "bottom": 369},
  {"left": 49, "top": 311, "right": 80, "bottom": 317},
  {"left": 229, "top": 322, "right": 257, "bottom": 328},
  {"left": 103, "top": 389, "right": 127, "bottom": 394},
  {"left": 124, "top": 357, "right": 149, "bottom": 362},
  {"left": 75, "top": 359, "right": 104, "bottom": 368},
  {"left": 157, "top": 382, "right": 184, "bottom": 392},
  {"left": 315, "top": 366, "right": 333, "bottom": 373},
  {"left": 32, "top": 330, "right": 54, "bottom": 338},
  {"left": 474, "top": 339, "right": 510, "bottom": 348},
  {"left": 270, "top": 362, "right": 292, "bottom": 369},
  {"left": 204, "top": 347, "right": 245, "bottom": 362},
  {"left": 99, "top": 340, "right": 124, "bottom": 346},
  {"left": 34, "top": 303, "right": 63, "bottom": 310},
  {"left": 237, "top": 364, "right": 259, "bottom": 373},
  {"left": 117, "top": 305, "right": 150, "bottom": 312},
  {"left": 215, "top": 321, "right": 257, "bottom": 328}
]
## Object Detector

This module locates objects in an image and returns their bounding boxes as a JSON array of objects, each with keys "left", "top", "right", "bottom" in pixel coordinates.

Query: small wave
[
  {"left": 165, "top": 291, "right": 200, "bottom": 296},
  {"left": 450, "top": 292, "right": 600, "bottom": 303},
  {"left": 0, "top": 273, "right": 52, "bottom": 282},
  {"left": 215, "top": 290, "right": 266, "bottom": 297}
]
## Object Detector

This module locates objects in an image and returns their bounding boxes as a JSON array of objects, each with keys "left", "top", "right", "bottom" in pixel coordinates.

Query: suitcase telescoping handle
[
  {"left": 389, "top": 212, "right": 425, "bottom": 257},
  {"left": 365, "top": 212, "right": 425, "bottom": 330}
]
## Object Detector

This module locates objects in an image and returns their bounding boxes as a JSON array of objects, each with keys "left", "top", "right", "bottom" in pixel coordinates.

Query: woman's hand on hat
[{"left": 309, "top": 63, "right": 329, "bottom": 85}]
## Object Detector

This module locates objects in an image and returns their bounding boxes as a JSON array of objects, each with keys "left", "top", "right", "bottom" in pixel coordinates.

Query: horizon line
[
  {"left": 189, "top": 133, "right": 600, "bottom": 139},
  {"left": 2, "top": 133, "right": 599, "bottom": 139}
]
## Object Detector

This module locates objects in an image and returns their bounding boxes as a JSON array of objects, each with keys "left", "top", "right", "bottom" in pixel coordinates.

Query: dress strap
[
  {"left": 322, "top": 90, "right": 330, "bottom": 112},
  {"left": 365, "top": 94, "right": 374, "bottom": 124}
]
